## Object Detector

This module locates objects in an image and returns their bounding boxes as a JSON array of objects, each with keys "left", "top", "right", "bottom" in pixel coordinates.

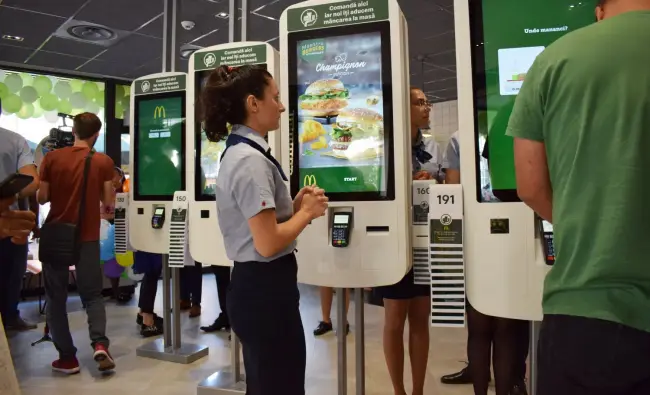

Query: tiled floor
[{"left": 7, "top": 276, "right": 484, "bottom": 394}]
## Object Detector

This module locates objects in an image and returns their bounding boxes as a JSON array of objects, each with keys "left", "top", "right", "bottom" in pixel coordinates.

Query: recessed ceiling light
[
  {"left": 2, "top": 35, "right": 24, "bottom": 42},
  {"left": 215, "top": 12, "right": 229, "bottom": 19}
]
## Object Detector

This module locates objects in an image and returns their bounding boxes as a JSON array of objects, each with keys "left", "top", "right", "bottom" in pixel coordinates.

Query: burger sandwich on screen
[
  {"left": 299, "top": 79, "right": 349, "bottom": 117},
  {"left": 330, "top": 108, "right": 384, "bottom": 156}
]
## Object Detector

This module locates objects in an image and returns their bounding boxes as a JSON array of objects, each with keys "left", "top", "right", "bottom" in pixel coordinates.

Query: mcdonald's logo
[
  {"left": 303, "top": 174, "right": 317, "bottom": 186},
  {"left": 153, "top": 106, "right": 166, "bottom": 119}
]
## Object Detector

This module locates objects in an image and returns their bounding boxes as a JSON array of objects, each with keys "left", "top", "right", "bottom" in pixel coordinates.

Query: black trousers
[
  {"left": 538, "top": 315, "right": 650, "bottom": 395},
  {"left": 0, "top": 237, "right": 28, "bottom": 323},
  {"left": 180, "top": 260, "right": 203, "bottom": 305},
  {"left": 213, "top": 265, "right": 230, "bottom": 318},
  {"left": 227, "top": 253, "right": 305, "bottom": 395},
  {"left": 136, "top": 252, "right": 163, "bottom": 314}
]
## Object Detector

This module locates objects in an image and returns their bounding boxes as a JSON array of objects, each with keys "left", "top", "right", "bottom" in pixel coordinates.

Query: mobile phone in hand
[{"left": 0, "top": 173, "right": 34, "bottom": 199}]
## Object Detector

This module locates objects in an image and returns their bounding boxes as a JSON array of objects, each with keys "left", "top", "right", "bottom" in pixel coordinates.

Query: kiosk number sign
[{"left": 287, "top": 0, "right": 389, "bottom": 32}]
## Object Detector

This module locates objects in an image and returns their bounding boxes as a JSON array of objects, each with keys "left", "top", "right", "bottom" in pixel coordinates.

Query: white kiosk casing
[
  {"left": 187, "top": 43, "right": 282, "bottom": 267},
  {"left": 280, "top": 0, "right": 412, "bottom": 288},
  {"left": 129, "top": 72, "right": 188, "bottom": 254},
  {"left": 454, "top": 0, "right": 548, "bottom": 321}
]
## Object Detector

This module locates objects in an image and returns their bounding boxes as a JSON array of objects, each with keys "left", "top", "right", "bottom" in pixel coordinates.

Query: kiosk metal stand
[
  {"left": 336, "top": 288, "right": 366, "bottom": 395},
  {"left": 529, "top": 321, "right": 541, "bottom": 395}
]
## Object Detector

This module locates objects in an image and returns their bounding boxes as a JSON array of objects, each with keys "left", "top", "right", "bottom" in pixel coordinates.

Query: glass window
[{"left": 115, "top": 84, "right": 130, "bottom": 120}]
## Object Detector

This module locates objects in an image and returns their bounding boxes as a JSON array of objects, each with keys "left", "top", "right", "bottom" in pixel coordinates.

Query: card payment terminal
[
  {"left": 152, "top": 207, "right": 166, "bottom": 229},
  {"left": 331, "top": 212, "right": 352, "bottom": 248},
  {"left": 539, "top": 219, "right": 555, "bottom": 265}
]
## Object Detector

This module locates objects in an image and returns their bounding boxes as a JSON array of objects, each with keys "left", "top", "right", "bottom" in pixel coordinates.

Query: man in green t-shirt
[{"left": 507, "top": 0, "right": 650, "bottom": 393}]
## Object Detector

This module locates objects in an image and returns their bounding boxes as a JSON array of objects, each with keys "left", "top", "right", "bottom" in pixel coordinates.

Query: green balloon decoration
[
  {"left": 32, "top": 101, "right": 44, "bottom": 118},
  {"left": 70, "top": 79, "right": 83, "bottom": 92},
  {"left": 82, "top": 81, "right": 100, "bottom": 101},
  {"left": 4, "top": 74, "right": 23, "bottom": 93},
  {"left": 85, "top": 101, "right": 100, "bottom": 115},
  {"left": 95, "top": 91, "right": 105, "bottom": 107},
  {"left": 58, "top": 99, "right": 72, "bottom": 115},
  {"left": 120, "top": 95, "right": 130, "bottom": 109},
  {"left": 17, "top": 103, "right": 35, "bottom": 120},
  {"left": 54, "top": 81, "right": 72, "bottom": 99},
  {"left": 115, "top": 84, "right": 126, "bottom": 98},
  {"left": 0, "top": 82, "right": 8, "bottom": 100},
  {"left": 19, "top": 86, "right": 39, "bottom": 104},
  {"left": 33, "top": 76, "right": 53, "bottom": 96},
  {"left": 115, "top": 101, "right": 124, "bottom": 119},
  {"left": 70, "top": 91, "right": 87, "bottom": 109},
  {"left": 2, "top": 94, "right": 22, "bottom": 113},
  {"left": 21, "top": 73, "right": 33, "bottom": 87},
  {"left": 70, "top": 108, "right": 83, "bottom": 116},
  {"left": 39, "top": 93, "right": 59, "bottom": 112}
]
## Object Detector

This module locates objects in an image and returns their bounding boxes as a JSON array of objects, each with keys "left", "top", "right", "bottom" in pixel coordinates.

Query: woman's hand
[
  {"left": 293, "top": 186, "right": 314, "bottom": 213},
  {"left": 414, "top": 170, "right": 433, "bottom": 180},
  {"left": 300, "top": 190, "right": 329, "bottom": 219}
]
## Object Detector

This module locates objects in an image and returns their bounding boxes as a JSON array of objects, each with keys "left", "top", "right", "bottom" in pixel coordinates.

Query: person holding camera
[{"left": 37, "top": 113, "right": 116, "bottom": 374}]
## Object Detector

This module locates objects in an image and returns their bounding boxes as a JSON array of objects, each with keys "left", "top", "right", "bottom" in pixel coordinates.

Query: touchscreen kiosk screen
[
  {"left": 135, "top": 93, "right": 185, "bottom": 200},
  {"left": 195, "top": 65, "right": 267, "bottom": 200},
  {"left": 471, "top": 0, "right": 597, "bottom": 201},
  {"left": 292, "top": 27, "right": 392, "bottom": 199}
]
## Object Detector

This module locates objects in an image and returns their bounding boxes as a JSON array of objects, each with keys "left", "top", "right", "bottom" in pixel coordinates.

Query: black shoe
[
  {"left": 136, "top": 313, "right": 162, "bottom": 326},
  {"left": 4, "top": 316, "right": 37, "bottom": 331},
  {"left": 511, "top": 381, "right": 528, "bottom": 395},
  {"left": 313, "top": 321, "right": 333, "bottom": 336},
  {"left": 140, "top": 323, "right": 164, "bottom": 338},
  {"left": 335, "top": 323, "right": 350, "bottom": 336},
  {"left": 441, "top": 366, "right": 472, "bottom": 385},
  {"left": 200, "top": 313, "right": 230, "bottom": 333}
]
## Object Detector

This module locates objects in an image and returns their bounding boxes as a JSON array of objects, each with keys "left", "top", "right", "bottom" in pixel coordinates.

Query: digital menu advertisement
[
  {"left": 136, "top": 95, "right": 184, "bottom": 197},
  {"left": 295, "top": 31, "right": 387, "bottom": 194},
  {"left": 475, "top": 0, "right": 598, "bottom": 193}
]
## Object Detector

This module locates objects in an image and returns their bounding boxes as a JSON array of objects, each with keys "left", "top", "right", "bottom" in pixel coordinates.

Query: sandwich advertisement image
[
  {"left": 296, "top": 31, "right": 386, "bottom": 194},
  {"left": 136, "top": 95, "right": 184, "bottom": 197}
]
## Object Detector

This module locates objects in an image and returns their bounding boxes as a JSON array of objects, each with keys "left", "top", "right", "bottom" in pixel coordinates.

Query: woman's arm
[{"left": 248, "top": 209, "right": 313, "bottom": 258}]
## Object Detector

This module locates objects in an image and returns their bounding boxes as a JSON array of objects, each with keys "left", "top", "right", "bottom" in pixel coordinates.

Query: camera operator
[
  {"left": 37, "top": 112, "right": 116, "bottom": 374},
  {"left": 0, "top": 99, "right": 40, "bottom": 332}
]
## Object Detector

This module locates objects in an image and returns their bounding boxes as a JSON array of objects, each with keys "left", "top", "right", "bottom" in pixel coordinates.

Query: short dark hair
[
  {"left": 198, "top": 65, "right": 272, "bottom": 142},
  {"left": 73, "top": 112, "right": 102, "bottom": 140}
]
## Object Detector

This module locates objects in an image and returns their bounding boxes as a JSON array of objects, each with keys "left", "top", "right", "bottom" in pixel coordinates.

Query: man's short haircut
[{"left": 73, "top": 112, "right": 102, "bottom": 140}]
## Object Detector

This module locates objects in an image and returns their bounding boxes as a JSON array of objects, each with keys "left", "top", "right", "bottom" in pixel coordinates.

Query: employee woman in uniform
[
  {"left": 378, "top": 87, "right": 441, "bottom": 395},
  {"left": 199, "top": 65, "right": 328, "bottom": 395}
]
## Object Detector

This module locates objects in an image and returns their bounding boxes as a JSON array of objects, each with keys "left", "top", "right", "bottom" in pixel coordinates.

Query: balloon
[
  {"left": 39, "top": 93, "right": 59, "bottom": 111},
  {"left": 58, "top": 99, "right": 72, "bottom": 114},
  {"left": 120, "top": 95, "right": 130, "bottom": 109},
  {"left": 0, "top": 82, "right": 9, "bottom": 100},
  {"left": 126, "top": 266, "right": 144, "bottom": 282},
  {"left": 44, "top": 110, "right": 59, "bottom": 123},
  {"left": 17, "top": 103, "right": 34, "bottom": 119},
  {"left": 4, "top": 73, "right": 23, "bottom": 93},
  {"left": 81, "top": 81, "right": 99, "bottom": 100},
  {"left": 85, "top": 100, "right": 100, "bottom": 114},
  {"left": 0, "top": 70, "right": 4, "bottom": 81},
  {"left": 103, "top": 258, "right": 124, "bottom": 279},
  {"left": 115, "top": 251, "right": 134, "bottom": 267},
  {"left": 115, "top": 101, "right": 124, "bottom": 118},
  {"left": 19, "top": 86, "right": 39, "bottom": 104},
  {"left": 115, "top": 84, "right": 126, "bottom": 98},
  {"left": 70, "top": 91, "right": 87, "bottom": 109},
  {"left": 33, "top": 76, "right": 53, "bottom": 96},
  {"left": 100, "top": 219, "right": 111, "bottom": 240},
  {"left": 21, "top": 73, "right": 33, "bottom": 87},
  {"left": 99, "top": 224, "right": 115, "bottom": 261},
  {"left": 69, "top": 79, "right": 83, "bottom": 92},
  {"left": 95, "top": 91, "right": 105, "bottom": 107},
  {"left": 32, "top": 101, "right": 43, "bottom": 118},
  {"left": 122, "top": 178, "right": 130, "bottom": 193},
  {"left": 53, "top": 81, "right": 72, "bottom": 99},
  {"left": 2, "top": 94, "right": 22, "bottom": 113}
]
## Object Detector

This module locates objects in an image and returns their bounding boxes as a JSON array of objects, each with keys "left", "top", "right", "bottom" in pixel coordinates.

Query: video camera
[{"left": 47, "top": 113, "right": 75, "bottom": 149}]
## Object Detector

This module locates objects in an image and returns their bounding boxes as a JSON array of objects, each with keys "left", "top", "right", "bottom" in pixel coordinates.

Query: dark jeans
[
  {"left": 180, "top": 260, "right": 203, "bottom": 305},
  {"left": 228, "top": 254, "right": 305, "bottom": 395},
  {"left": 43, "top": 241, "right": 108, "bottom": 358},
  {"left": 136, "top": 252, "right": 163, "bottom": 314},
  {"left": 0, "top": 238, "right": 28, "bottom": 323},
  {"left": 214, "top": 265, "right": 230, "bottom": 318},
  {"left": 538, "top": 315, "right": 650, "bottom": 395}
]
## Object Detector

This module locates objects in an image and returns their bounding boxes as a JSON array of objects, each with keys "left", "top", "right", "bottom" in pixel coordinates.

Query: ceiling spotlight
[
  {"left": 215, "top": 12, "right": 229, "bottom": 19},
  {"left": 2, "top": 35, "right": 24, "bottom": 42}
]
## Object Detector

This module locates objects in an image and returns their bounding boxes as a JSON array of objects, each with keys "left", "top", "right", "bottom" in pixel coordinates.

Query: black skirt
[
  {"left": 227, "top": 253, "right": 306, "bottom": 395},
  {"left": 376, "top": 267, "right": 430, "bottom": 300}
]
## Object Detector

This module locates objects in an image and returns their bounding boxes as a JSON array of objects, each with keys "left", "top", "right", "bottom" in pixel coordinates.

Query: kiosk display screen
[
  {"left": 195, "top": 64, "right": 268, "bottom": 201},
  {"left": 470, "top": 0, "right": 597, "bottom": 202},
  {"left": 134, "top": 92, "right": 186, "bottom": 200},
  {"left": 289, "top": 22, "right": 394, "bottom": 201}
]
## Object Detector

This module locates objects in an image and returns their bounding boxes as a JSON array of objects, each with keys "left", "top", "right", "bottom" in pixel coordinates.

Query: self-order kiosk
[
  {"left": 188, "top": 42, "right": 282, "bottom": 267},
  {"left": 280, "top": 0, "right": 411, "bottom": 288}
]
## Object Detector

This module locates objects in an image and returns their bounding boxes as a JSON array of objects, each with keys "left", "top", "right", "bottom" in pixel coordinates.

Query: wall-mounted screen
[
  {"left": 194, "top": 64, "right": 268, "bottom": 201},
  {"left": 470, "top": 0, "right": 597, "bottom": 202},
  {"left": 134, "top": 92, "right": 186, "bottom": 200},
  {"left": 289, "top": 22, "right": 394, "bottom": 201}
]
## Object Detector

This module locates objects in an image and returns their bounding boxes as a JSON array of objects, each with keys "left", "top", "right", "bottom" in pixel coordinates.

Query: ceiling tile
[
  {"left": 136, "top": 14, "right": 164, "bottom": 38},
  {"left": 76, "top": 0, "right": 164, "bottom": 31},
  {"left": 126, "top": 57, "right": 163, "bottom": 79},
  {"left": 41, "top": 36, "right": 104, "bottom": 58},
  {"left": 1, "top": 0, "right": 88, "bottom": 18},
  {"left": 96, "top": 34, "right": 162, "bottom": 65},
  {"left": 0, "top": 6, "right": 64, "bottom": 49},
  {"left": 78, "top": 59, "right": 136, "bottom": 77},
  {"left": 0, "top": 44, "right": 33, "bottom": 63},
  {"left": 27, "top": 51, "right": 87, "bottom": 70}
]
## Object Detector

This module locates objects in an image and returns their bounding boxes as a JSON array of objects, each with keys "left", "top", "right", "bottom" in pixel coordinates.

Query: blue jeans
[{"left": 0, "top": 237, "right": 28, "bottom": 323}]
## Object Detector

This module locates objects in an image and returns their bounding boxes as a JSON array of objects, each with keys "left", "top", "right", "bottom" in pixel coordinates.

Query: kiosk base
[
  {"left": 197, "top": 371, "right": 246, "bottom": 395},
  {"left": 136, "top": 338, "right": 209, "bottom": 364}
]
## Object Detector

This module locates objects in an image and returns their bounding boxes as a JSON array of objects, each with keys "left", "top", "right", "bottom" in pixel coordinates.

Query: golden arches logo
[
  {"left": 153, "top": 106, "right": 166, "bottom": 119},
  {"left": 303, "top": 174, "right": 317, "bottom": 186}
]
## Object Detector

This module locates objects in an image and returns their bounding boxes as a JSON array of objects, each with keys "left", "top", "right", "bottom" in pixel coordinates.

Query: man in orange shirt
[{"left": 37, "top": 113, "right": 116, "bottom": 374}]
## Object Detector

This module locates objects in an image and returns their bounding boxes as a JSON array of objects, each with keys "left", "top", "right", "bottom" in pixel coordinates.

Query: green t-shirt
[{"left": 507, "top": 11, "right": 650, "bottom": 332}]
